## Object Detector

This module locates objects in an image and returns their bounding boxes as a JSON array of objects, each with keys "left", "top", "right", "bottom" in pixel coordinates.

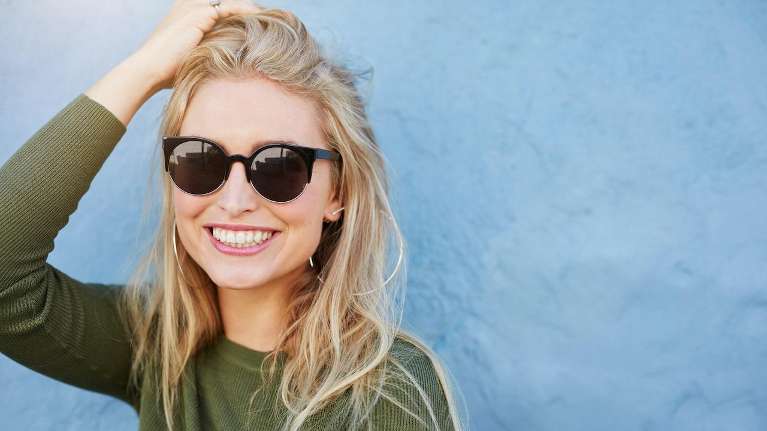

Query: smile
[{"left": 205, "top": 227, "right": 279, "bottom": 256}]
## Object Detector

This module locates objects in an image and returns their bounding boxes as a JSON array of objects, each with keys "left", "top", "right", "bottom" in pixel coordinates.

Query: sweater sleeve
[
  {"left": 369, "top": 339, "right": 457, "bottom": 431},
  {"left": 0, "top": 93, "right": 139, "bottom": 411}
]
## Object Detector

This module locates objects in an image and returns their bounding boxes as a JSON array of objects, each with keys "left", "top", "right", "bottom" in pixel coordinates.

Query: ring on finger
[{"left": 209, "top": 0, "right": 222, "bottom": 17}]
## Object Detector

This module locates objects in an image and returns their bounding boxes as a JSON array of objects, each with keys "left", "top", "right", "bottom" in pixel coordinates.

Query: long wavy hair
[{"left": 117, "top": 8, "right": 462, "bottom": 431}]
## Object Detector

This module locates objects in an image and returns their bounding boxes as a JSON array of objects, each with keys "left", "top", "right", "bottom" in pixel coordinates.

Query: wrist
[
  {"left": 84, "top": 54, "right": 161, "bottom": 127},
  {"left": 121, "top": 52, "right": 166, "bottom": 98}
]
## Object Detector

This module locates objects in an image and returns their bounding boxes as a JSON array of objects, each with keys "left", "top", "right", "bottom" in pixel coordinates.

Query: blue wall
[{"left": 2, "top": 1, "right": 767, "bottom": 430}]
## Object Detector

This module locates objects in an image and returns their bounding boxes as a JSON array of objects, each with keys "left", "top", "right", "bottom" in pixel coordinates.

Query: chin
[{"left": 207, "top": 267, "right": 270, "bottom": 290}]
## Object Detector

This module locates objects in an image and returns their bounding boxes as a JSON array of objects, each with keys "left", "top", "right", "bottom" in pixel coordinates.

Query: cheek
[
  {"left": 278, "top": 189, "right": 328, "bottom": 255},
  {"left": 173, "top": 189, "right": 210, "bottom": 241},
  {"left": 172, "top": 190, "right": 217, "bottom": 272},
  {"left": 174, "top": 189, "right": 206, "bottom": 219},
  {"left": 280, "top": 198, "right": 323, "bottom": 237}
]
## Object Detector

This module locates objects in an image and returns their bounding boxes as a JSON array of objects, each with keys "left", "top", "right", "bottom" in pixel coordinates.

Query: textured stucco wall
[{"left": 2, "top": 1, "right": 767, "bottom": 430}]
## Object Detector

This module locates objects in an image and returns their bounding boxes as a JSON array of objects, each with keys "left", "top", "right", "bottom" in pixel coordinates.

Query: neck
[{"left": 216, "top": 267, "right": 304, "bottom": 352}]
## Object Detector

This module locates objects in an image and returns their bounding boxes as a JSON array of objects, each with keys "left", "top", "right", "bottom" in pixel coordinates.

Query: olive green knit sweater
[{"left": 0, "top": 93, "right": 454, "bottom": 430}]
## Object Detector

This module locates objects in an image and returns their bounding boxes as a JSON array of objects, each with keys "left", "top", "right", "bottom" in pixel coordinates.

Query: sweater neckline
[{"left": 212, "top": 333, "right": 285, "bottom": 371}]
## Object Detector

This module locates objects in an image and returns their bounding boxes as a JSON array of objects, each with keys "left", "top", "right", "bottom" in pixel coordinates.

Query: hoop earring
[
  {"left": 172, "top": 220, "right": 188, "bottom": 282},
  {"left": 313, "top": 206, "right": 344, "bottom": 280},
  {"left": 308, "top": 255, "right": 325, "bottom": 284}
]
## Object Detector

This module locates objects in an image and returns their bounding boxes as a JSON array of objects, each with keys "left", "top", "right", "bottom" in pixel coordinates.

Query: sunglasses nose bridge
[
  {"left": 216, "top": 154, "right": 263, "bottom": 210},
  {"left": 225, "top": 154, "right": 253, "bottom": 183}
]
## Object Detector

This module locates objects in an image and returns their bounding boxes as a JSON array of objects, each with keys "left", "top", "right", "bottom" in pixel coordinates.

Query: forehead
[{"left": 178, "top": 77, "right": 327, "bottom": 152}]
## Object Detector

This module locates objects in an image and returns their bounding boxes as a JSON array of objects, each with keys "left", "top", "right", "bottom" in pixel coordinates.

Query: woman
[{"left": 0, "top": 1, "right": 462, "bottom": 430}]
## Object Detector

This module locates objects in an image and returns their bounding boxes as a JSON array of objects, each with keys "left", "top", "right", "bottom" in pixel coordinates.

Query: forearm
[{"left": 84, "top": 52, "right": 163, "bottom": 127}]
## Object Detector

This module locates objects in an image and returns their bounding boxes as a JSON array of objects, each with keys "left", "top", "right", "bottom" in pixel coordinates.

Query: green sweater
[{"left": 0, "top": 94, "right": 454, "bottom": 430}]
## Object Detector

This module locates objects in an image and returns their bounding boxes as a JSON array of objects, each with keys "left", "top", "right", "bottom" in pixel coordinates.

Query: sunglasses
[{"left": 162, "top": 135, "right": 342, "bottom": 203}]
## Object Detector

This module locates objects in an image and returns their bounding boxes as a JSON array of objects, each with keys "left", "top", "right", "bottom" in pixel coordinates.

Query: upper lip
[{"left": 204, "top": 223, "right": 280, "bottom": 232}]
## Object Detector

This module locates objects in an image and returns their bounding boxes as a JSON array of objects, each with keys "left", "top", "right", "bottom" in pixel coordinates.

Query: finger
[{"left": 204, "top": 0, "right": 263, "bottom": 19}]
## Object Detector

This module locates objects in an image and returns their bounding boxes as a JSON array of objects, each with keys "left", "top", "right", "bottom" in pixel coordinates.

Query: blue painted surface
[{"left": 2, "top": 1, "right": 767, "bottom": 430}]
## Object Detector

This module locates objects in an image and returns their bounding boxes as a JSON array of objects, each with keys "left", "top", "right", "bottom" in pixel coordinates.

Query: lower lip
[{"left": 205, "top": 228, "right": 280, "bottom": 256}]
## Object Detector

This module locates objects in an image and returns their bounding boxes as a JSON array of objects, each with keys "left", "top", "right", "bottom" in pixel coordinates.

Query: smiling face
[{"left": 173, "top": 77, "right": 342, "bottom": 291}]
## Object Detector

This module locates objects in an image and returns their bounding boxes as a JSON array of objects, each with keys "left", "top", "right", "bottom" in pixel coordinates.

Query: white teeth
[{"left": 211, "top": 227, "right": 274, "bottom": 247}]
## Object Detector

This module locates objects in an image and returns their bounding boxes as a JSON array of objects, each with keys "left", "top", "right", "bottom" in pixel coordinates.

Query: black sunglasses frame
[{"left": 162, "top": 135, "right": 342, "bottom": 203}]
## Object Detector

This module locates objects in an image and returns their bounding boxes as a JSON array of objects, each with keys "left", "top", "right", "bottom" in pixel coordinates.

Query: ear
[{"left": 322, "top": 190, "right": 343, "bottom": 223}]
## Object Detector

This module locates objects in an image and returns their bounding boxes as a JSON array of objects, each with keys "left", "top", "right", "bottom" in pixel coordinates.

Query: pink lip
[{"left": 205, "top": 227, "right": 279, "bottom": 256}]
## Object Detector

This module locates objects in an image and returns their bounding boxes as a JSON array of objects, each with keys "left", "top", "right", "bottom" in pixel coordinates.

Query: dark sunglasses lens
[
  {"left": 251, "top": 146, "right": 308, "bottom": 202},
  {"left": 168, "top": 140, "right": 227, "bottom": 194}
]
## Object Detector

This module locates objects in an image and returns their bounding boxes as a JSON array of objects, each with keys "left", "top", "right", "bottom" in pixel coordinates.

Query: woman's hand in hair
[
  {"left": 134, "top": 0, "right": 263, "bottom": 91},
  {"left": 85, "top": 0, "right": 262, "bottom": 126}
]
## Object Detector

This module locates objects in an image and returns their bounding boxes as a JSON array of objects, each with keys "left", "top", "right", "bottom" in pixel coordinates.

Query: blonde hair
[{"left": 118, "top": 8, "right": 463, "bottom": 431}]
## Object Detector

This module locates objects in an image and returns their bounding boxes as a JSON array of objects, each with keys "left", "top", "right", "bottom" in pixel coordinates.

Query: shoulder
[
  {"left": 368, "top": 335, "right": 457, "bottom": 430},
  {"left": 388, "top": 336, "right": 441, "bottom": 383}
]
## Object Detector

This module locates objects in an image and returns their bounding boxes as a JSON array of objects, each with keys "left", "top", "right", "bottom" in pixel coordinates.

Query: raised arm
[
  {"left": 0, "top": 12, "right": 179, "bottom": 408},
  {"left": 0, "top": 92, "right": 139, "bottom": 408},
  {"left": 0, "top": 0, "right": 263, "bottom": 412}
]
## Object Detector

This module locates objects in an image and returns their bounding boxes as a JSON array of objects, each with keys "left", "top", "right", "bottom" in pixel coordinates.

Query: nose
[{"left": 216, "top": 160, "right": 260, "bottom": 214}]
